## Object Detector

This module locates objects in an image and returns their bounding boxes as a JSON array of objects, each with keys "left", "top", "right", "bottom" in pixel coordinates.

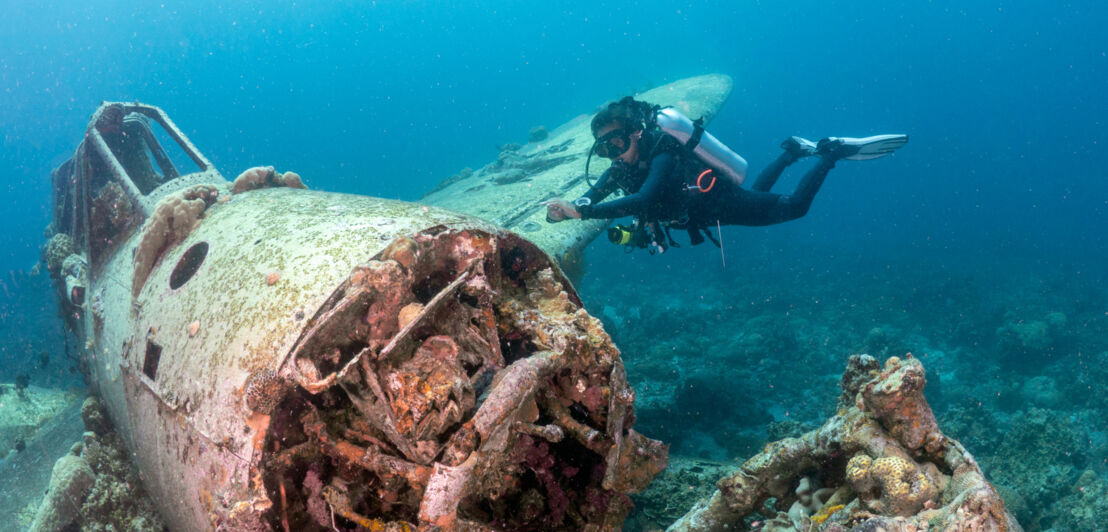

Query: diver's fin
[
  {"left": 781, "top": 136, "right": 818, "bottom": 158},
  {"left": 817, "top": 134, "right": 909, "bottom": 161}
]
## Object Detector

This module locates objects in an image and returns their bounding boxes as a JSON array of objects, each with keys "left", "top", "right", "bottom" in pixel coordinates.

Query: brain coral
[
  {"left": 244, "top": 369, "right": 289, "bottom": 414},
  {"left": 846, "top": 454, "right": 937, "bottom": 516},
  {"left": 231, "top": 166, "right": 306, "bottom": 194},
  {"left": 43, "top": 233, "right": 75, "bottom": 277}
]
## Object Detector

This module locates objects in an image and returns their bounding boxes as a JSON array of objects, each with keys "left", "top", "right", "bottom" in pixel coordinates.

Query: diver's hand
[{"left": 544, "top": 199, "right": 581, "bottom": 223}]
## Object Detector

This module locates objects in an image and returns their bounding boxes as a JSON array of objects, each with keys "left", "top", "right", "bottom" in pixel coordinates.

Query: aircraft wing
[{"left": 420, "top": 74, "right": 734, "bottom": 277}]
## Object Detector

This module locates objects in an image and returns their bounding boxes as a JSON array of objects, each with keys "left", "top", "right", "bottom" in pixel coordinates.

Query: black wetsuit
[{"left": 577, "top": 130, "right": 836, "bottom": 242}]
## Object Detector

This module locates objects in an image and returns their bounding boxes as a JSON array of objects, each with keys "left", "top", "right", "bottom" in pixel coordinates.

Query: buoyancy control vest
[
  {"left": 585, "top": 97, "right": 747, "bottom": 252},
  {"left": 585, "top": 97, "right": 748, "bottom": 190},
  {"left": 604, "top": 132, "right": 727, "bottom": 252}
]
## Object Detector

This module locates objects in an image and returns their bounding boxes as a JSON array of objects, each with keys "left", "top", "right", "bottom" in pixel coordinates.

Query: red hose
[{"left": 696, "top": 169, "right": 716, "bottom": 193}]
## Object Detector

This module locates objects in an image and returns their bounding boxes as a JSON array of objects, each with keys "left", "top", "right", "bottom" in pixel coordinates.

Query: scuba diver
[{"left": 545, "top": 97, "right": 908, "bottom": 253}]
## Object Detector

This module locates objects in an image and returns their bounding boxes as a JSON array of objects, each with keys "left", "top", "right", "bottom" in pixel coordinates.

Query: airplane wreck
[{"left": 42, "top": 75, "right": 732, "bottom": 531}]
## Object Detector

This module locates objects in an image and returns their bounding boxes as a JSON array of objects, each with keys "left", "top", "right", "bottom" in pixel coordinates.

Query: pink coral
[
  {"left": 131, "top": 185, "right": 218, "bottom": 296},
  {"left": 231, "top": 166, "right": 307, "bottom": 194}
]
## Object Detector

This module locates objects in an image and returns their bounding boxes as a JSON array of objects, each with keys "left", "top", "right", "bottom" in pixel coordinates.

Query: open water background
[{"left": 1, "top": 2, "right": 1106, "bottom": 528}]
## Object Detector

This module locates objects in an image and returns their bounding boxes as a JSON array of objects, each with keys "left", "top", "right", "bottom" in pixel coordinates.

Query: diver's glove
[{"left": 543, "top": 199, "right": 581, "bottom": 223}]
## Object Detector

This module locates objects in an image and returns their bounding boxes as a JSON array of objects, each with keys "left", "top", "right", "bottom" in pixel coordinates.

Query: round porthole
[{"left": 170, "top": 242, "right": 209, "bottom": 289}]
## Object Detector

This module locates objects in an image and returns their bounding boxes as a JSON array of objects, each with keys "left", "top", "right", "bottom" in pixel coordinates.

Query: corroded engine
[{"left": 256, "top": 230, "right": 666, "bottom": 530}]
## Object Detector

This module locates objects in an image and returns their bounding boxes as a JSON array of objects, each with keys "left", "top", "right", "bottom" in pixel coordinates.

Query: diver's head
[{"left": 591, "top": 99, "right": 645, "bottom": 164}]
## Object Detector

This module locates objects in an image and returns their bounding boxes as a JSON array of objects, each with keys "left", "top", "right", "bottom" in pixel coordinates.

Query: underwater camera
[{"left": 607, "top": 224, "right": 647, "bottom": 247}]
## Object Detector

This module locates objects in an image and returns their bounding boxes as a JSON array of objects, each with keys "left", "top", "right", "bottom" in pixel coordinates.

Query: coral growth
[
  {"left": 786, "top": 476, "right": 837, "bottom": 524},
  {"left": 257, "top": 231, "right": 665, "bottom": 531},
  {"left": 845, "top": 454, "right": 937, "bottom": 516},
  {"left": 1052, "top": 469, "right": 1108, "bottom": 529},
  {"left": 78, "top": 397, "right": 165, "bottom": 531},
  {"left": 81, "top": 396, "right": 110, "bottom": 436},
  {"left": 243, "top": 368, "right": 290, "bottom": 414},
  {"left": 42, "top": 232, "right": 75, "bottom": 278},
  {"left": 25, "top": 396, "right": 164, "bottom": 531},
  {"left": 131, "top": 184, "right": 218, "bottom": 296},
  {"left": 580, "top": 246, "right": 1108, "bottom": 530},
  {"left": 996, "top": 311, "right": 1068, "bottom": 372},
  {"left": 982, "top": 407, "right": 1087, "bottom": 516},
  {"left": 89, "top": 180, "right": 137, "bottom": 250},
  {"left": 29, "top": 452, "right": 95, "bottom": 532},
  {"left": 230, "top": 165, "right": 306, "bottom": 194},
  {"left": 997, "top": 320, "right": 1051, "bottom": 352},
  {"left": 667, "top": 355, "right": 1020, "bottom": 531}
]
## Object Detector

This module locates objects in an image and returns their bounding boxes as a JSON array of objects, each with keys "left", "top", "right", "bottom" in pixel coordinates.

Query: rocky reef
[
  {"left": 668, "top": 355, "right": 1020, "bottom": 531},
  {"left": 28, "top": 452, "right": 96, "bottom": 532},
  {"left": 22, "top": 397, "right": 164, "bottom": 531},
  {"left": 580, "top": 244, "right": 1108, "bottom": 531},
  {"left": 0, "top": 383, "right": 79, "bottom": 459}
]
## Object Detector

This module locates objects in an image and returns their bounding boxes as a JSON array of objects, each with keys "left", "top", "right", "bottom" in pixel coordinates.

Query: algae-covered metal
[{"left": 48, "top": 99, "right": 669, "bottom": 530}]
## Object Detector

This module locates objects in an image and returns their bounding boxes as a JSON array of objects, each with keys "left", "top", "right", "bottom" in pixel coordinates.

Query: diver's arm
[
  {"left": 580, "top": 167, "right": 620, "bottom": 204},
  {"left": 578, "top": 152, "right": 675, "bottom": 219},
  {"left": 546, "top": 166, "right": 621, "bottom": 222}
]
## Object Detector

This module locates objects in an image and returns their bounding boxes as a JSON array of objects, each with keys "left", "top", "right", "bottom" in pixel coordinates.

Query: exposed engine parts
[{"left": 258, "top": 229, "right": 667, "bottom": 530}]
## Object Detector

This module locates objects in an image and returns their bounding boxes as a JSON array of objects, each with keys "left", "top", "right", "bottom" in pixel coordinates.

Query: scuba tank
[
  {"left": 584, "top": 97, "right": 747, "bottom": 188},
  {"left": 654, "top": 107, "right": 747, "bottom": 186}
]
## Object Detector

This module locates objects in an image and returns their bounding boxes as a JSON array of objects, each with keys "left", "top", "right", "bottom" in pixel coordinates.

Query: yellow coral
[
  {"left": 810, "top": 504, "right": 845, "bottom": 525},
  {"left": 845, "top": 454, "right": 937, "bottom": 517},
  {"left": 846, "top": 454, "right": 872, "bottom": 487}
]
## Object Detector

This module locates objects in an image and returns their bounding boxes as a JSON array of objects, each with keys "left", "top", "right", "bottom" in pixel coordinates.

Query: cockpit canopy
[{"left": 50, "top": 102, "right": 225, "bottom": 273}]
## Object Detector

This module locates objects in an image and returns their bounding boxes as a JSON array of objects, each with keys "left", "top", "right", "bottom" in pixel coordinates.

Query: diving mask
[{"left": 594, "top": 128, "right": 631, "bottom": 159}]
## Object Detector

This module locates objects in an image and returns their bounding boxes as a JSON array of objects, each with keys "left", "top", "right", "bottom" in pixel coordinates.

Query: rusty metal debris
[{"left": 268, "top": 230, "right": 668, "bottom": 530}]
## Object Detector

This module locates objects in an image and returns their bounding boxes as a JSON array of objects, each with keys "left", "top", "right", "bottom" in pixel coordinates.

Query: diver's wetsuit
[{"left": 577, "top": 130, "right": 836, "bottom": 236}]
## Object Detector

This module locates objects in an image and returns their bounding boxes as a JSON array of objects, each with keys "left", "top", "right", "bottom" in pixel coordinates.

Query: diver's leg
[
  {"left": 777, "top": 156, "right": 836, "bottom": 220},
  {"left": 751, "top": 136, "right": 817, "bottom": 192},
  {"left": 750, "top": 152, "right": 795, "bottom": 192},
  {"left": 732, "top": 155, "right": 837, "bottom": 225}
]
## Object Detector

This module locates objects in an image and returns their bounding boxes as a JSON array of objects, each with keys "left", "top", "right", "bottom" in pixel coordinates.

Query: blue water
[{"left": 2, "top": 1, "right": 1107, "bottom": 529}]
